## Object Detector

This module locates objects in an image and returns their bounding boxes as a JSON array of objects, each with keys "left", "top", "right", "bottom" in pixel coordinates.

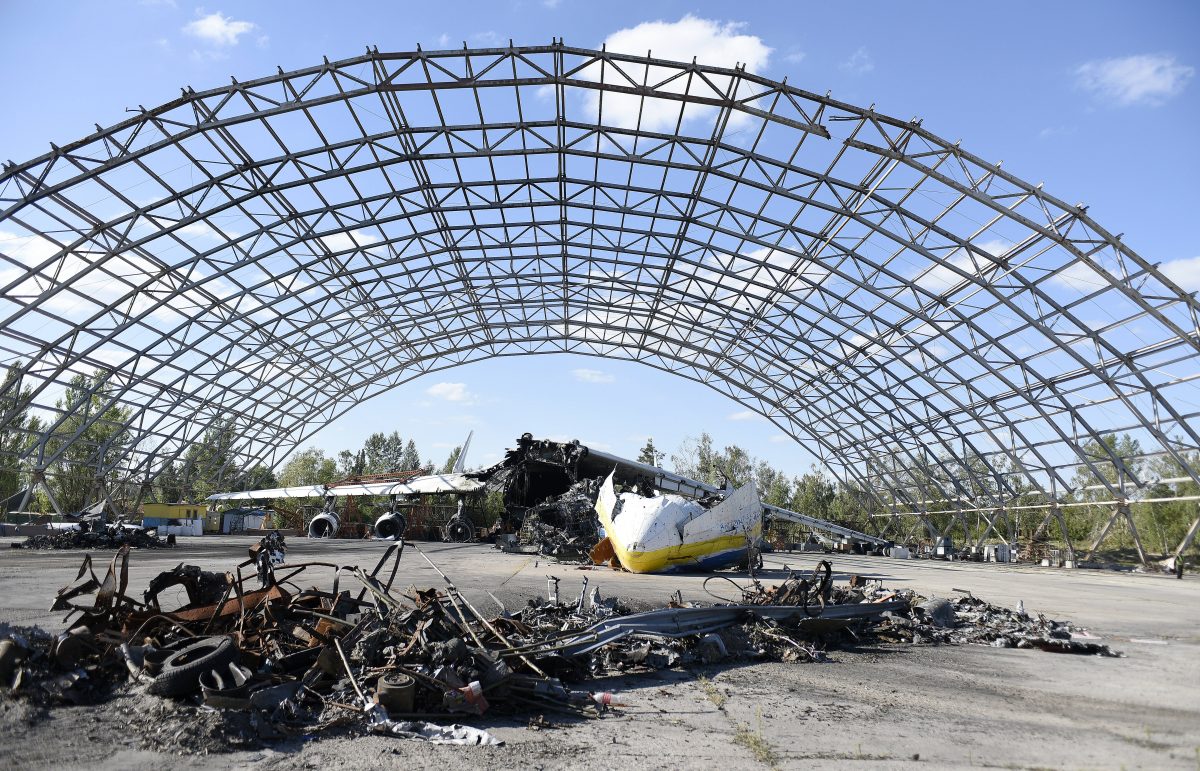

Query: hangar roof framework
[{"left": 1, "top": 42, "right": 1199, "bottom": 517}]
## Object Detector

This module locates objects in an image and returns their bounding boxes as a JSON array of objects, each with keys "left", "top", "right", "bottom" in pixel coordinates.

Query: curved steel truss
[{"left": 2, "top": 43, "right": 1199, "bottom": 514}]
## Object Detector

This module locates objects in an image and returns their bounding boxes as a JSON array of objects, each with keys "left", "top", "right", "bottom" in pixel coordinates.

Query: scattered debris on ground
[
  {"left": 0, "top": 546, "right": 1120, "bottom": 755},
  {"left": 867, "top": 588, "right": 1120, "bottom": 654},
  {"left": 12, "top": 521, "right": 174, "bottom": 551}
]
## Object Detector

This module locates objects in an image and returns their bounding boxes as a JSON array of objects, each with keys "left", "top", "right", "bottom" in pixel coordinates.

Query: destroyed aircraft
[{"left": 207, "top": 432, "right": 890, "bottom": 574}]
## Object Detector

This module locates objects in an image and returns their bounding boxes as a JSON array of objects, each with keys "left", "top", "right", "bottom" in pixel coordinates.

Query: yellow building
[{"left": 142, "top": 502, "right": 211, "bottom": 530}]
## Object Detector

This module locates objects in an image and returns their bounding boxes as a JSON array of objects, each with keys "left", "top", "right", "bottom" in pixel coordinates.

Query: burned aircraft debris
[
  {"left": 0, "top": 542, "right": 1121, "bottom": 755},
  {"left": 13, "top": 521, "right": 174, "bottom": 551},
  {"left": 498, "top": 479, "right": 603, "bottom": 561},
  {"left": 595, "top": 471, "right": 762, "bottom": 573}
]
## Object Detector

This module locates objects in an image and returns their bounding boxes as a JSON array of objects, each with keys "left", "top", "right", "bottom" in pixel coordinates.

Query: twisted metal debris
[
  {"left": 0, "top": 543, "right": 1118, "bottom": 753},
  {"left": 13, "top": 522, "right": 173, "bottom": 551}
]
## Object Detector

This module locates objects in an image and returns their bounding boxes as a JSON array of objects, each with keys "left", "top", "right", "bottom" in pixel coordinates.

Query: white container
[{"left": 158, "top": 518, "right": 203, "bottom": 536}]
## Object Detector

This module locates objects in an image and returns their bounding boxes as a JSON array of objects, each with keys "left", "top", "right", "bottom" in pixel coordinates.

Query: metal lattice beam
[{"left": 1, "top": 43, "right": 1198, "bottom": 513}]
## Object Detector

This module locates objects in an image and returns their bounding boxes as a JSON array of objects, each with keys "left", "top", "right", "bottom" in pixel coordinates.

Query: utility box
[{"left": 203, "top": 507, "right": 222, "bottom": 534}]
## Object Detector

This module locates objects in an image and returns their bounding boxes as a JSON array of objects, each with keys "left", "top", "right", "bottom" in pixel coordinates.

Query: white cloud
[
  {"left": 1048, "top": 261, "right": 1108, "bottom": 292},
  {"left": 769, "top": 434, "right": 790, "bottom": 443},
  {"left": 543, "top": 0, "right": 561, "bottom": 7},
  {"left": 783, "top": 48, "right": 806, "bottom": 65},
  {"left": 178, "top": 221, "right": 240, "bottom": 241},
  {"left": 189, "top": 48, "right": 229, "bottom": 63},
  {"left": 1038, "top": 125, "right": 1074, "bottom": 139},
  {"left": 571, "top": 368, "right": 615, "bottom": 383},
  {"left": 0, "top": 227, "right": 242, "bottom": 327},
  {"left": 0, "top": 229, "right": 61, "bottom": 264},
  {"left": 587, "top": 15, "right": 772, "bottom": 131},
  {"left": 425, "top": 382, "right": 477, "bottom": 404},
  {"left": 183, "top": 11, "right": 257, "bottom": 47},
  {"left": 840, "top": 47, "right": 874, "bottom": 74},
  {"left": 911, "top": 239, "right": 1009, "bottom": 295},
  {"left": 437, "top": 33, "right": 452, "bottom": 48},
  {"left": 727, "top": 409, "right": 764, "bottom": 421},
  {"left": 1158, "top": 256, "right": 1200, "bottom": 292},
  {"left": 317, "top": 229, "right": 380, "bottom": 254},
  {"left": 1075, "top": 54, "right": 1193, "bottom": 107}
]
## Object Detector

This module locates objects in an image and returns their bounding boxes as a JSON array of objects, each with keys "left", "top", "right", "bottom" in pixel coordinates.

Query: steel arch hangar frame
[{"left": 1, "top": 44, "right": 1199, "bottom": 556}]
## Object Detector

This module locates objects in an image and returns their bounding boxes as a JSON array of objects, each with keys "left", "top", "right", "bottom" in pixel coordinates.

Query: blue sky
[{"left": 1, "top": 1, "right": 1196, "bottom": 475}]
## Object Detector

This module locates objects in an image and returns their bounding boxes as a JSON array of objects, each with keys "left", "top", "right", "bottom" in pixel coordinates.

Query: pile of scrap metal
[
  {"left": 2, "top": 546, "right": 925, "bottom": 750},
  {"left": 12, "top": 520, "right": 173, "bottom": 550},
  {"left": 496, "top": 479, "right": 602, "bottom": 561},
  {"left": 479, "top": 434, "right": 598, "bottom": 528},
  {"left": 812, "top": 575, "right": 1122, "bottom": 656}
]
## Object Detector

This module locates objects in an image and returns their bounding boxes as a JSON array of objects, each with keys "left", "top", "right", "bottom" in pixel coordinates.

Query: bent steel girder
[{"left": 2, "top": 43, "right": 1199, "bottom": 509}]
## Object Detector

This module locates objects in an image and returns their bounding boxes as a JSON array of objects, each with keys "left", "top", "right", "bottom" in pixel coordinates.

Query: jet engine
[
  {"left": 307, "top": 511, "right": 339, "bottom": 538},
  {"left": 372, "top": 510, "right": 407, "bottom": 540}
]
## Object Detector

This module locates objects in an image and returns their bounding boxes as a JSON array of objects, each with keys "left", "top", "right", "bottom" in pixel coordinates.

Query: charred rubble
[
  {"left": 481, "top": 434, "right": 668, "bottom": 560},
  {"left": 496, "top": 479, "right": 603, "bottom": 561},
  {"left": 478, "top": 434, "right": 599, "bottom": 527},
  {"left": 0, "top": 541, "right": 1120, "bottom": 752},
  {"left": 13, "top": 521, "right": 174, "bottom": 551}
]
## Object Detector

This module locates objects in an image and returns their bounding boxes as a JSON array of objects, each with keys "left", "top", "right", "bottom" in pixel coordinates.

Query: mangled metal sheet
[{"left": 578, "top": 445, "right": 890, "bottom": 547}]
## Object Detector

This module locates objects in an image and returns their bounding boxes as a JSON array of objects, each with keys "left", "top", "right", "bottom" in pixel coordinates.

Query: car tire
[{"left": 147, "top": 636, "right": 238, "bottom": 697}]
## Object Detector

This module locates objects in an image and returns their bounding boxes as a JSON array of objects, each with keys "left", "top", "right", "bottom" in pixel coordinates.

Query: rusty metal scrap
[{"left": 0, "top": 545, "right": 1120, "bottom": 752}]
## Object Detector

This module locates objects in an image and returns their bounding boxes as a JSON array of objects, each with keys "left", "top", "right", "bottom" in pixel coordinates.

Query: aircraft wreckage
[{"left": 207, "top": 433, "right": 888, "bottom": 574}]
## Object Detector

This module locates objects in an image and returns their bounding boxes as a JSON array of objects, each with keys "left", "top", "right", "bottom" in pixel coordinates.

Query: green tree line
[{"left": 2, "top": 367, "right": 1197, "bottom": 558}]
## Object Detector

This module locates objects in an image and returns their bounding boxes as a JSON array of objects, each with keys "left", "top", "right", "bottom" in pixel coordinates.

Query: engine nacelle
[
  {"left": 307, "top": 511, "right": 339, "bottom": 538},
  {"left": 372, "top": 511, "right": 407, "bottom": 540}
]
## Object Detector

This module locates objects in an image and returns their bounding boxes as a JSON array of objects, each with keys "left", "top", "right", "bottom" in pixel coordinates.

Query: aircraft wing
[
  {"left": 325, "top": 472, "right": 485, "bottom": 497},
  {"left": 207, "top": 484, "right": 330, "bottom": 501},
  {"left": 206, "top": 473, "right": 484, "bottom": 502},
  {"left": 207, "top": 430, "right": 482, "bottom": 502}
]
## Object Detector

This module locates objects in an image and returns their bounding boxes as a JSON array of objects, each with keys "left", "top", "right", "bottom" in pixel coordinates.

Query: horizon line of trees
[{"left": 0, "top": 366, "right": 1197, "bottom": 555}]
